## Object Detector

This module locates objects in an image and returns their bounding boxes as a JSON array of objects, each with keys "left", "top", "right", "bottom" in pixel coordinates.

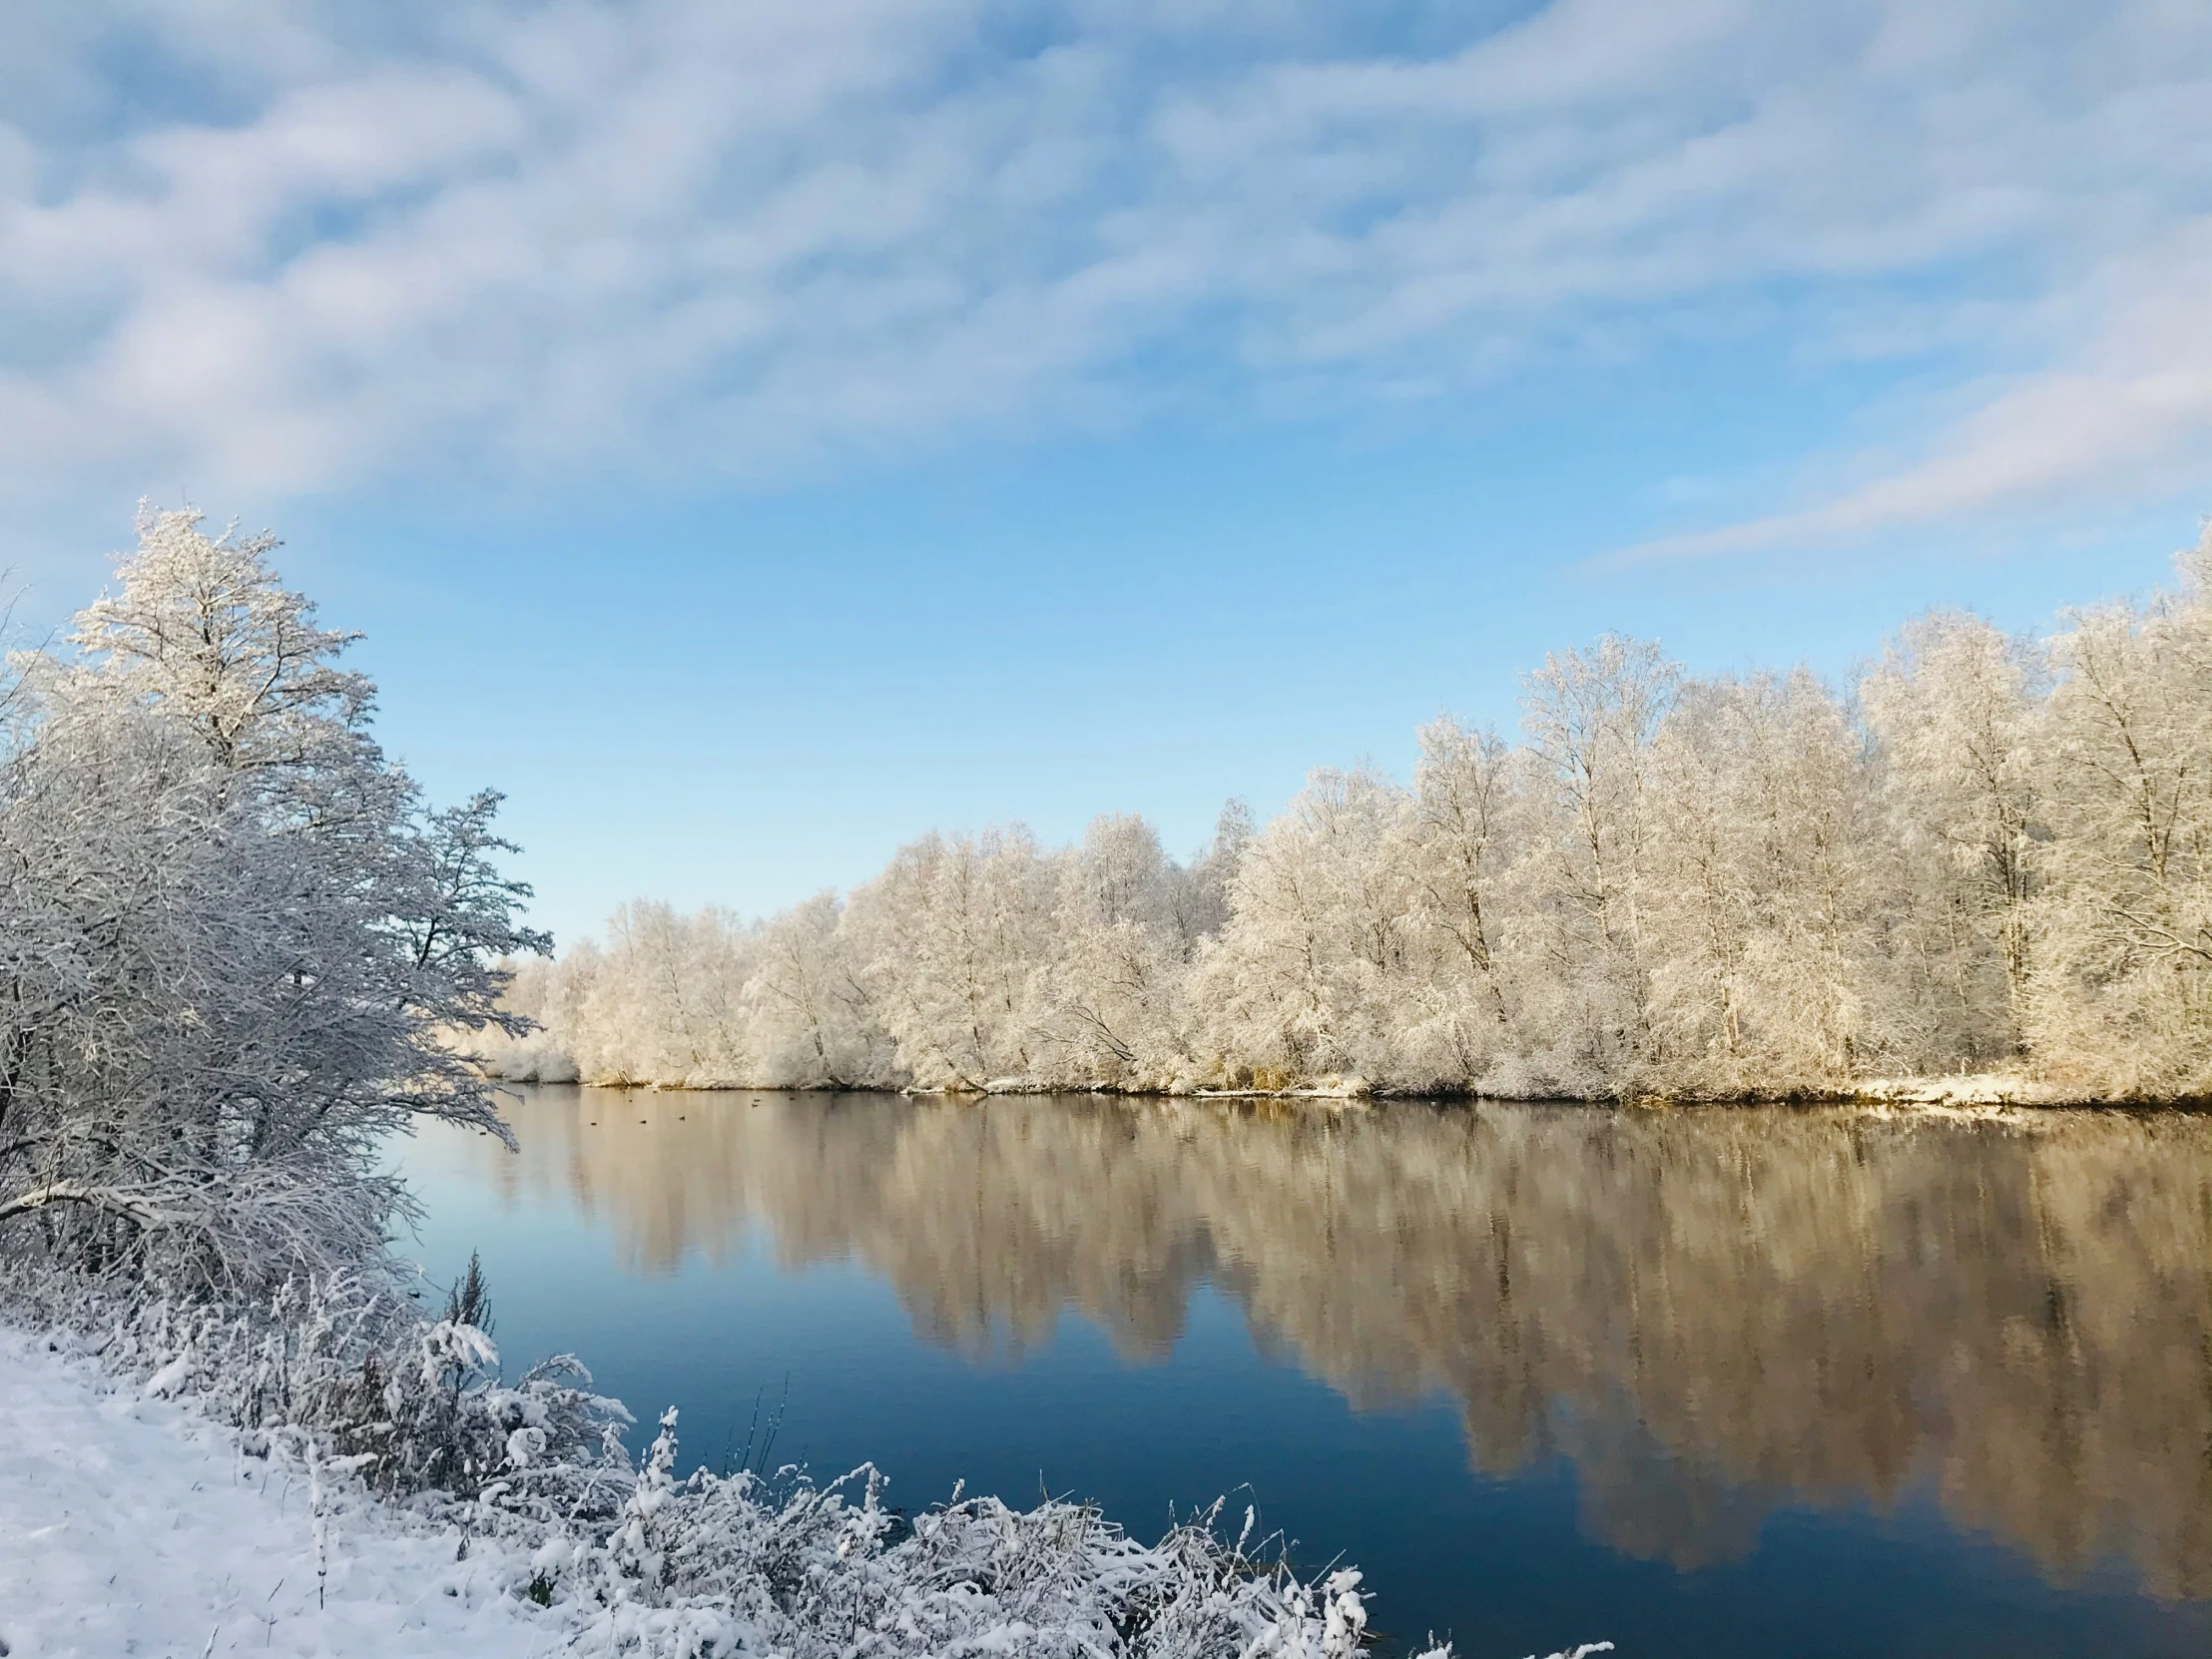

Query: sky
[{"left": 3, "top": 1, "right": 2210, "bottom": 947}]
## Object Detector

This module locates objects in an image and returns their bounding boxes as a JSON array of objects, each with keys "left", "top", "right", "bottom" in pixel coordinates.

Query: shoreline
[
  {"left": 0, "top": 1285, "right": 1454, "bottom": 1659},
  {"left": 477, "top": 1066, "right": 2212, "bottom": 1113}
]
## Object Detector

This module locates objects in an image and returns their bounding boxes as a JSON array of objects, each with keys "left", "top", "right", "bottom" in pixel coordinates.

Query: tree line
[{"left": 494, "top": 531, "right": 2212, "bottom": 1100}]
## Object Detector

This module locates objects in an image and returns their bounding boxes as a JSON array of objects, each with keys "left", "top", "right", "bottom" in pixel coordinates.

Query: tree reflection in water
[{"left": 464, "top": 1091, "right": 2212, "bottom": 1599}]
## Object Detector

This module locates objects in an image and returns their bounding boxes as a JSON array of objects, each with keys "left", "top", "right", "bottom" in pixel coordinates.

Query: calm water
[{"left": 395, "top": 1090, "right": 2212, "bottom": 1658}]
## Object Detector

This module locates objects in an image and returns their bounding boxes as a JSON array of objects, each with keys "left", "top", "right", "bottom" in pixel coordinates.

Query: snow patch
[{"left": 0, "top": 1327, "right": 554, "bottom": 1658}]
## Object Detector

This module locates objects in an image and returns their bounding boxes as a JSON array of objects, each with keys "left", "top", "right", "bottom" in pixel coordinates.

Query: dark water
[{"left": 394, "top": 1090, "right": 2212, "bottom": 1659}]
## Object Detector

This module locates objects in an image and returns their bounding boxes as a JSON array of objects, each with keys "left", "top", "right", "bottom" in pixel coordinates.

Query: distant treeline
[{"left": 488, "top": 533, "right": 2212, "bottom": 1101}]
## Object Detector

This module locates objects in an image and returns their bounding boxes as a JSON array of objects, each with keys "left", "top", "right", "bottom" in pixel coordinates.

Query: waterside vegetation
[{"left": 489, "top": 531, "right": 2212, "bottom": 1103}]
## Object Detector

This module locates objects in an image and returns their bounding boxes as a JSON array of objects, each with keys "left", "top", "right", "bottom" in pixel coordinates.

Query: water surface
[{"left": 395, "top": 1090, "right": 2212, "bottom": 1658}]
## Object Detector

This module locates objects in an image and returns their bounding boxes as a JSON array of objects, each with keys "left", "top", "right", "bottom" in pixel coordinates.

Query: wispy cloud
[
  {"left": 1608, "top": 225, "right": 2212, "bottom": 563},
  {"left": 1, "top": 1, "right": 2207, "bottom": 527}
]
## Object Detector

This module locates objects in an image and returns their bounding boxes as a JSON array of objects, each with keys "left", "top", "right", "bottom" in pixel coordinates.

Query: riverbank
[
  {"left": 479, "top": 1054, "right": 2203, "bottom": 1110},
  {"left": 0, "top": 1288, "right": 1462, "bottom": 1659},
  {"left": 0, "top": 1326, "right": 551, "bottom": 1658}
]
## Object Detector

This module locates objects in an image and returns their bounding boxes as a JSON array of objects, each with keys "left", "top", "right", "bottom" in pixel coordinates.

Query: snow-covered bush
[
  {"left": 529, "top": 1408, "right": 1415, "bottom": 1659},
  {"left": 0, "top": 1259, "right": 632, "bottom": 1504}
]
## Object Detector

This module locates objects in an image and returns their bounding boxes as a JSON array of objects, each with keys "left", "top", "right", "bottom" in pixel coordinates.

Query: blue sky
[{"left": 3, "top": 2, "right": 2209, "bottom": 946}]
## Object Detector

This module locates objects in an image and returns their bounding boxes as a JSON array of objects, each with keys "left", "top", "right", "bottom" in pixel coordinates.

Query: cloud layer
[{"left": 3, "top": 1, "right": 2208, "bottom": 545}]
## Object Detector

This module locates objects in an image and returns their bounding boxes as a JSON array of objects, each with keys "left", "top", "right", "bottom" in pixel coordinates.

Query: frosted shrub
[
  {"left": 2, "top": 1262, "right": 632, "bottom": 1505},
  {"left": 522, "top": 1409, "right": 1449, "bottom": 1659}
]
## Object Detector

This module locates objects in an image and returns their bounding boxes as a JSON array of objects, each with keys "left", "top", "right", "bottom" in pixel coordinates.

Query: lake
[{"left": 394, "top": 1089, "right": 2212, "bottom": 1658}]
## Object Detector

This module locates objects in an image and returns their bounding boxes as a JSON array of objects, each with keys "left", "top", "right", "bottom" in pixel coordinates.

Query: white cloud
[
  {"left": 1610, "top": 223, "right": 2212, "bottom": 563},
  {"left": 0, "top": 0, "right": 2207, "bottom": 531}
]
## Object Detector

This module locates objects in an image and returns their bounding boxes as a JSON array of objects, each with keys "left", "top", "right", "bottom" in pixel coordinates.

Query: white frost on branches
[
  {"left": 489, "top": 526, "right": 2212, "bottom": 1102},
  {"left": 0, "top": 505, "right": 550, "bottom": 1292}
]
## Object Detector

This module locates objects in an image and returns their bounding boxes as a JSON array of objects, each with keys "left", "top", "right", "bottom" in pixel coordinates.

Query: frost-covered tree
[
  {"left": 743, "top": 892, "right": 894, "bottom": 1088},
  {"left": 1861, "top": 612, "right": 2046, "bottom": 1064},
  {"left": 1516, "top": 635, "right": 1678, "bottom": 1088},
  {"left": 0, "top": 508, "right": 546, "bottom": 1290},
  {"left": 567, "top": 902, "right": 759, "bottom": 1085},
  {"left": 1164, "top": 800, "right": 1253, "bottom": 954},
  {"left": 497, "top": 804, "right": 1258, "bottom": 1094},
  {"left": 1643, "top": 671, "right": 1890, "bottom": 1091},
  {"left": 1036, "top": 816, "right": 1191, "bottom": 1086},
  {"left": 2026, "top": 532, "right": 2212, "bottom": 1095},
  {"left": 1397, "top": 717, "right": 1522, "bottom": 1080},
  {"left": 1197, "top": 768, "right": 1418, "bottom": 1087},
  {"left": 847, "top": 830, "right": 1058, "bottom": 1089},
  {"left": 63, "top": 506, "right": 374, "bottom": 783},
  {"left": 476, "top": 953, "right": 587, "bottom": 1083}
]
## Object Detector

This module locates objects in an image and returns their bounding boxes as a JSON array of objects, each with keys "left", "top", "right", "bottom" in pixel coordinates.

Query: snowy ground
[{"left": 0, "top": 1326, "right": 558, "bottom": 1659}]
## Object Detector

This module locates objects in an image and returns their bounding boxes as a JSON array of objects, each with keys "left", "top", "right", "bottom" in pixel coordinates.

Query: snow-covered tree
[
  {"left": 1516, "top": 635, "right": 1678, "bottom": 1089},
  {"left": 844, "top": 829, "right": 1058, "bottom": 1089},
  {"left": 1397, "top": 717, "right": 1523, "bottom": 1081},
  {"left": 566, "top": 902, "right": 760, "bottom": 1086},
  {"left": 742, "top": 892, "right": 894, "bottom": 1088},
  {"left": 1643, "top": 670, "right": 1890, "bottom": 1091},
  {"left": 1861, "top": 611, "right": 2046, "bottom": 1064},
  {"left": 2026, "top": 532, "right": 2212, "bottom": 1095},
  {"left": 1033, "top": 816, "right": 1190, "bottom": 1086},
  {"left": 0, "top": 508, "right": 547, "bottom": 1290},
  {"left": 63, "top": 506, "right": 374, "bottom": 783},
  {"left": 1164, "top": 800, "right": 1252, "bottom": 955},
  {"left": 1196, "top": 768, "right": 1418, "bottom": 1088}
]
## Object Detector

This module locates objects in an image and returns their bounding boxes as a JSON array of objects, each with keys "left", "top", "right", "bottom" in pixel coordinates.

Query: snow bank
[{"left": 0, "top": 1326, "right": 553, "bottom": 1658}]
